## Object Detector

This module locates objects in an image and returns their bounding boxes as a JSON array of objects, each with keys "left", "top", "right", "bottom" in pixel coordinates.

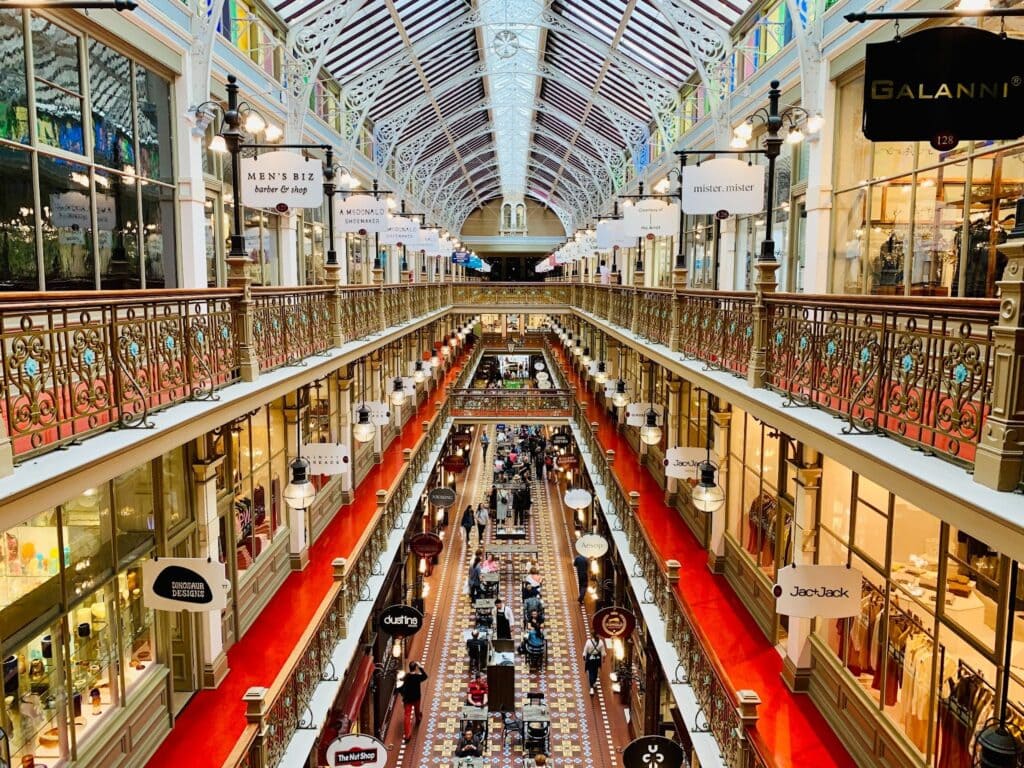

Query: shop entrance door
[
  {"left": 169, "top": 540, "right": 200, "bottom": 713},
  {"left": 787, "top": 197, "right": 808, "bottom": 292}
]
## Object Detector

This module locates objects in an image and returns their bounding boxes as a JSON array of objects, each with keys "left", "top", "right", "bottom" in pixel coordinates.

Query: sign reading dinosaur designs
[
  {"left": 863, "top": 27, "right": 1024, "bottom": 149},
  {"left": 141, "top": 558, "right": 229, "bottom": 612}
]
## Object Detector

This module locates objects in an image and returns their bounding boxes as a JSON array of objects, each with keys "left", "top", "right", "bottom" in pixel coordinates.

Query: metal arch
[
  {"left": 187, "top": 0, "right": 232, "bottom": 110},
  {"left": 281, "top": 0, "right": 365, "bottom": 141},
  {"left": 397, "top": 97, "right": 625, "bottom": 193},
  {"left": 782, "top": 0, "right": 825, "bottom": 119},
  {"left": 372, "top": 61, "right": 650, "bottom": 166}
]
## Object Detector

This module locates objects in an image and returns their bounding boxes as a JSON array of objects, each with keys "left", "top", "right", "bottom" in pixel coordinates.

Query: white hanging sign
[
  {"left": 380, "top": 215, "right": 420, "bottom": 246},
  {"left": 324, "top": 733, "right": 388, "bottom": 768},
  {"left": 663, "top": 446, "right": 710, "bottom": 481},
  {"left": 337, "top": 194, "right": 388, "bottom": 233},
  {"left": 407, "top": 229, "right": 440, "bottom": 254},
  {"left": 604, "top": 382, "right": 629, "bottom": 398},
  {"left": 239, "top": 151, "right": 323, "bottom": 211},
  {"left": 141, "top": 558, "right": 230, "bottom": 612},
  {"left": 625, "top": 403, "right": 665, "bottom": 427},
  {"left": 596, "top": 219, "right": 634, "bottom": 250},
  {"left": 623, "top": 199, "right": 679, "bottom": 238},
  {"left": 774, "top": 565, "right": 863, "bottom": 619},
  {"left": 575, "top": 533, "right": 609, "bottom": 559},
  {"left": 355, "top": 401, "right": 392, "bottom": 427},
  {"left": 681, "top": 158, "right": 765, "bottom": 215},
  {"left": 400, "top": 376, "right": 417, "bottom": 395},
  {"left": 300, "top": 442, "right": 350, "bottom": 475}
]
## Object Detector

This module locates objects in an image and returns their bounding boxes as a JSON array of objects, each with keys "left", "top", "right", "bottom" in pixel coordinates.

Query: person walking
[
  {"left": 474, "top": 503, "right": 489, "bottom": 545},
  {"left": 481, "top": 431, "right": 490, "bottom": 458},
  {"left": 573, "top": 553, "right": 590, "bottom": 604},
  {"left": 468, "top": 555, "right": 483, "bottom": 602},
  {"left": 583, "top": 636, "right": 604, "bottom": 695},
  {"left": 398, "top": 661, "right": 428, "bottom": 742},
  {"left": 460, "top": 505, "right": 474, "bottom": 544}
]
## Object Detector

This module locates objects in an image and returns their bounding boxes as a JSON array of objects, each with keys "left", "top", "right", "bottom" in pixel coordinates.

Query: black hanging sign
[
  {"left": 863, "top": 27, "right": 1024, "bottom": 149},
  {"left": 623, "top": 736, "right": 685, "bottom": 768},
  {"left": 551, "top": 433, "right": 571, "bottom": 447},
  {"left": 378, "top": 604, "right": 424, "bottom": 637},
  {"left": 427, "top": 487, "right": 457, "bottom": 508}
]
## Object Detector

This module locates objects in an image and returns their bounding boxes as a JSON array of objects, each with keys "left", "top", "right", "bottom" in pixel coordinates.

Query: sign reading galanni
[
  {"left": 681, "top": 158, "right": 765, "bottom": 215},
  {"left": 575, "top": 534, "right": 609, "bottom": 559},
  {"left": 592, "top": 606, "right": 636, "bottom": 640},
  {"left": 773, "top": 564, "right": 862, "bottom": 619},
  {"left": 663, "top": 446, "right": 709, "bottom": 482},
  {"left": 623, "top": 736, "right": 685, "bottom": 768},
  {"left": 300, "top": 442, "right": 350, "bottom": 475},
  {"left": 239, "top": 151, "right": 323, "bottom": 211},
  {"left": 378, "top": 603, "right": 424, "bottom": 637},
  {"left": 622, "top": 199, "right": 679, "bottom": 238},
  {"left": 863, "top": 27, "right": 1024, "bottom": 148},
  {"left": 379, "top": 215, "right": 420, "bottom": 246},
  {"left": 337, "top": 194, "right": 387, "bottom": 234},
  {"left": 141, "top": 558, "right": 229, "bottom": 612},
  {"left": 324, "top": 733, "right": 388, "bottom": 768}
]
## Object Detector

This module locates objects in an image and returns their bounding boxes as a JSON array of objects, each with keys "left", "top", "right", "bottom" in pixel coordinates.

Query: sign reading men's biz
[
  {"left": 863, "top": 27, "right": 1024, "bottom": 148},
  {"left": 773, "top": 564, "right": 862, "bottom": 619},
  {"left": 239, "top": 151, "right": 324, "bottom": 211},
  {"left": 141, "top": 558, "right": 230, "bottom": 612}
]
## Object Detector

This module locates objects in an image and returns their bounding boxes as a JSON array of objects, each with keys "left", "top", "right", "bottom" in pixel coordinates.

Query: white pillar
[
  {"left": 174, "top": 67, "right": 209, "bottom": 289},
  {"left": 337, "top": 367, "right": 354, "bottom": 503},
  {"left": 279, "top": 212, "right": 299, "bottom": 286},
  {"left": 707, "top": 411, "right": 731, "bottom": 573},
  {"left": 371, "top": 353, "right": 383, "bottom": 462},
  {"left": 783, "top": 461, "right": 822, "bottom": 691},
  {"left": 284, "top": 394, "right": 309, "bottom": 570},
  {"left": 718, "top": 219, "right": 737, "bottom": 291},
  {"left": 192, "top": 456, "right": 229, "bottom": 687},
  {"left": 665, "top": 376, "right": 681, "bottom": 503},
  {"left": 801, "top": 71, "right": 835, "bottom": 295}
]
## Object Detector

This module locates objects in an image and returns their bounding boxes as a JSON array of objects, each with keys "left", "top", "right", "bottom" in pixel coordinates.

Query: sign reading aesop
[
  {"left": 575, "top": 534, "right": 609, "bottom": 559},
  {"left": 623, "top": 736, "right": 685, "bottom": 768},
  {"left": 141, "top": 558, "right": 229, "bottom": 612},
  {"left": 863, "top": 27, "right": 1024, "bottom": 148},
  {"left": 591, "top": 606, "right": 636, "bottom": 640},
  {"left": 378, "top": 604, "right": 424, "bottom": 637}
]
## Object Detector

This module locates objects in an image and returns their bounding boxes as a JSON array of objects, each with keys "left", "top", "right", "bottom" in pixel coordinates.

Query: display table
[
  {"left": 460, "top": 705, "right": 489, "bottom": 739},
  {"left": 495, "top": 526, "right": 527, "bottom": 541}
]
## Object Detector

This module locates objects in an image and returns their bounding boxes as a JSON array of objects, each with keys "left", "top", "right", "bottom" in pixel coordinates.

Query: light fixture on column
[
  {"left": 430, "top": 348, "right": 441, "bottom": 368},
  {"left": 573, "top": 338, "right": 583, "bottom": 357},
  {"left": 638, "top": 361, "right": 661, "bottom": 446},
  {"left": 353, "top": 404, "right": 374, "bottom": 443},
  {"left": 691, "top": 392, "right": 725, "bottom": 513},
  {"left": 390, "top": 376, "right": 406, "bottom": 406},
  {"left": 413, "top": 360, "right": 426, "bottom": 384},
  {"left": 283, "top": 387, "right": 316, "bottom": 510},
  {"left": 581, "top": 347, "right": 591, "bottom": 365}
]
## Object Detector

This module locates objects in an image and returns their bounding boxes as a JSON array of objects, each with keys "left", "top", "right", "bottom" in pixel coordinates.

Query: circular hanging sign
[
  {"left": 379, "top": 603, "right": 424, "bottom": 637},
  {"left": 575, "top": 534, "right": 609, "bottom": 559},
  {"left": 592, "top": 606, "right": 637, "bottom": 640},
  {"left": 409, "top": 532, "right": 444, "bottom": 558},
  {"left": 622, "top": 735, "right": 685, "bottom": 768},
  {"left": 325, "top": 733, "right": 388, "bottom": 768},
  {"left": 427, "top": 487, "right": 457, "bottom": 508},
  {"left": 275, "top": 202, "right": 289, "bottom": 214},
  {"left": 564, "top": 488, "right": 593, "bottom": 510},
  {"left": 715, "top": 209, "right": 730, "bottom": 220},
  {"left": 534, "top": 361, "right": 546, "bottom": 371},
  {"left": 442, "top": 455, "right": 467, "bottom": 473}
]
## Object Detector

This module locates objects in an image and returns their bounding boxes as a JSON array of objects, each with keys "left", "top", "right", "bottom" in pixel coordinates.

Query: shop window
[
  {"left": 1, "top": 510, "right": 62, "bottom": 639},
  {"left": 135, "top": 64, "right": 173, "bottom": 183},
  {"left": 113, "top": 463, "right": 155, "bottom": 562},
  {"left": 834, "top": 76, "right": 872, "bottom": 192},
  {"left": 231, "top": 405, "right": 285, "bottom": 574},
  {"left": 88, "top": 41, "right": 134, "bottom": 173},
  {"left": 141, "top": 180, "right": 177, "bottom": 288},
  {"left": 63, "top": 486, "right": 113, "bottom": 599},
  {"left": 67, "top": 580, "right": 120, "bottom": 746},
  {"left": 118, "top": 556, "right": 155, "bottom": 696},
  {"left": 162, "top": 447, "right": 192, "bottom": 534},
  {"left": 39, "top": 154, "right": 95, "bottom": 290},
  {"left": 31, "top": 17, "right": 84, "bottom": 156},
  {"left": 0, "top": 145, "right": 38, "bottom": 289},
  {"left": 96, "top": 167, "right": 141, "bottom": 290},
  {"left": 0, "top": 11, "right": 29, "bottom": 145},
  {"left": 3, "top": 621, "right": 68, "bottom": 766}
]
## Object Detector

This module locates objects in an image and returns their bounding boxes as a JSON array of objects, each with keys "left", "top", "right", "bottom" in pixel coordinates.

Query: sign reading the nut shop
[
  {"left": 591, "top": 606, "right": 636, "bottom": 640},
  {"left": 863, "top": 27, "right": 1024, "bottom": 150}
]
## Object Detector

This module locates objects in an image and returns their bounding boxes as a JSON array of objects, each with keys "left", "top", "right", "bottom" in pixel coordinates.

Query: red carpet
[
  {"left": 553, "top": 345, "right": 855, "bottom": 768},
  {"left": 146, "top": 352, "right": 468, "bottom": 768}
]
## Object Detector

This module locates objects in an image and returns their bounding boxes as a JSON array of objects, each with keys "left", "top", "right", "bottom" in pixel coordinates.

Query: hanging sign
[
  {"left": 557, "top": 455, "right": 579, "bottom": 469},
  {"left": 681, "top": 158, "right": 765, "bottom": 215},
  {"left": 625, "top": 403, "right": 665, "bottom": 428},
  {"left": 354, "top": 402, "right": 391, "bottom": 427},
  {"left": 564, "top": 488, "right": 593, "bottom": 509},
  {"left": 575, "top": 534, "right": 609, "bottom": 559},
  {"left": 239, "top": 151, "right": 323, "bottom": 211},
  {"left": 773, "top": 564, "right": 863, "bottom": 619},
  {"left": 409, "top": 532, "right": 444, "bottom": 558},
  {"left": 622, "top": 199, "right": 679, "bottom": 238},
  {"left": 379, "top": 215, "right": 420, "bottom": 246},
  {"left": 623, "top": 736, "right": 685, "bottom": 768},
  {"left": 663, "top": 446, "right": 709, "bottom": 481},
  {"left": 427, "top": 487, "right": 457, "bottom": 508},
  {"left": 596, "top": 219, "right": 635, "bottom": 250},
  {"left": 324, "top": 733, "right": 388, "bottom": 768},
  {"left": 141, "top": 558, "right": 230, "bottom": 612},
  {"left": 451, "top": 250, "right": 471, "bottom": 265},
  {"left": 379, "top": 604, "right": 424, "bottom": 637},
  {"left": 443, "top": 455, "right": 467, "bottom": 472},
  {"left": 592, "top": 606, "right": 636, "bottom": 640},
  {"left": 862, "top": 27, "right": 1024, "bottom": 149},
  {"left": 300, "top": 442, "right": 350, "bottom": 475},
  {"left": 407, "top": 228, "right": 441, "bottom": 255},
  {"left": 338, "top": 194, "right": 387, "bottom": 234},
  {"left": 551, "top": 433, "right": 571, "bottom": 447}
]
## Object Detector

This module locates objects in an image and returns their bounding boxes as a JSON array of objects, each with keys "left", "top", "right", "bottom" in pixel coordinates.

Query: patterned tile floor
[{"left": 390, "top": 428, "right": 626, "bottom": 767}]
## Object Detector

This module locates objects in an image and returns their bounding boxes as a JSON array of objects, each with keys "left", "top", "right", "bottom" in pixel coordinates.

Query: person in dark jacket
[
  {"left": 399, "top": 661, "right": 428, "bottom": 742},
  {"left": 460, "top": 505, "right": 475, "bottom": 544},
  {"left": 573, "top": 554, "right": 589, "bottom": 604},
  {"left": 468, "top": 556, "right": 483, "bottom": 601}
]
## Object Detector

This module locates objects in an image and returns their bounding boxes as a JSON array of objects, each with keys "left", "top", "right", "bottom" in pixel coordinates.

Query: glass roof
[{"left": 273, "top": 0, "right": 748, "bottom": 231}]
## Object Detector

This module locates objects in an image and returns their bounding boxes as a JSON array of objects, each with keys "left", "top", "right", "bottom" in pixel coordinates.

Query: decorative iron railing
[
  {"left": 449, "top": 388, "right": 574, "bottom": 417},
  {"left": 224, "top": 399, "right": 451, "bottom": 768}
]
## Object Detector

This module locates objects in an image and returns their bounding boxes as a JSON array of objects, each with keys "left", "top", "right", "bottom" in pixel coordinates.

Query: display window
[{"left": 814, "top": 455, "right": 1024, "bottom": 763}]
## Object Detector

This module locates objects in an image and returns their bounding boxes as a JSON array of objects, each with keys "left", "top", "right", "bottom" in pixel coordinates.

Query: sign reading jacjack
[
  {"left": 773, "top": 564, "right": 862, "bottom": 619},
  {"left": 239, "top": 151, "right": 323, "bottom": 211}
]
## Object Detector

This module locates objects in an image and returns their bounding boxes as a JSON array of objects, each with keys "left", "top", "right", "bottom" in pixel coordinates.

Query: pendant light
[
  {"left": 639, "top": 361, "right": 662, "bottom": 446},
  {"left": 581, "top": 346, "right": 591, "bottom": 365},
  {"left": 352, "top": 359, "right": 375, "bottom": 443},
  {"left": 611, "top": 348, "right": 629, "bottom": 408},
  {"left": 283, "top": 386, "right": 316, "bottom": 510},
  {"left": 390, "top": 376, "right": 406, "bottom": 406},
  {"left": 412, "top": 328, "right": 426, "bottom": 383},
  {"left": 691, "top": 392, "right": 725, "bottom": 513}
]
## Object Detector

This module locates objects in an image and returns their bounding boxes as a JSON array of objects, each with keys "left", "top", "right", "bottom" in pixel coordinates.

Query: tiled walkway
[
  {"left": 551, "top": 344, "right": 856, "bottom": 768},
  {"left": 146, "top": 353, "right": 468, "bottom": 768}
]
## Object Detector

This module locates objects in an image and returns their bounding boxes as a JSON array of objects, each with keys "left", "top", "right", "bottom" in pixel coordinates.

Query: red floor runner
[
  {"left": 146, "top": 354, "right": 467, "bottom": 768},
  {"left": 554, "top": 346, "right": 855, "bottom": 768}
]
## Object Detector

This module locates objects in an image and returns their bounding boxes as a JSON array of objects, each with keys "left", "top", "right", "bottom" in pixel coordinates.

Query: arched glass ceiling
[{"left": 274, "top": 0, "right": 747, "bottom": 232}]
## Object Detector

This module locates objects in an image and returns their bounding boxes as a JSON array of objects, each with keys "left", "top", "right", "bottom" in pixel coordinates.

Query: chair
[
  {"left": 526, "top": 639, "right": 546, "bottom": 672},
  {"left": 525, "top": 720, "right": 549, "bottom": 755},
  {"left": 526, "top": 691, "right": 545, "bottom": 705},
  {"left": 501, "top": 712, "right": 524, "bottom": 750}
]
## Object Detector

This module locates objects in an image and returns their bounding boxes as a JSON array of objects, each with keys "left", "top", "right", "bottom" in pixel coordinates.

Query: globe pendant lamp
[
  {"left": 612, "top": 379, "right": 629, "bottom": 408},
  {"left": 390, "top": 377, "right": 406, "bottom": 406},
  {"left": 692, "top": 461, "right": 725, "bottom": 513},
  {"left": 353, "top": 404, "right": 375, "bottom": 443},
  {"left": 639, "top": 409, "right": 662, "bottom": 446},
  {"left": 593, "top": 361, "right": 607, "bottom": 385},
  {"left": 283, "top": 456, "right": 316, "bottom": 510},
  {"left": 412, "top": 361, "right": 426, "bottom": 384}
]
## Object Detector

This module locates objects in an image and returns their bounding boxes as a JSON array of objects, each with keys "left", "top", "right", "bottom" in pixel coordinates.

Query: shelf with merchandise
[{"left": 3, "top": 624, "right": 70, "bottom": 767}]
